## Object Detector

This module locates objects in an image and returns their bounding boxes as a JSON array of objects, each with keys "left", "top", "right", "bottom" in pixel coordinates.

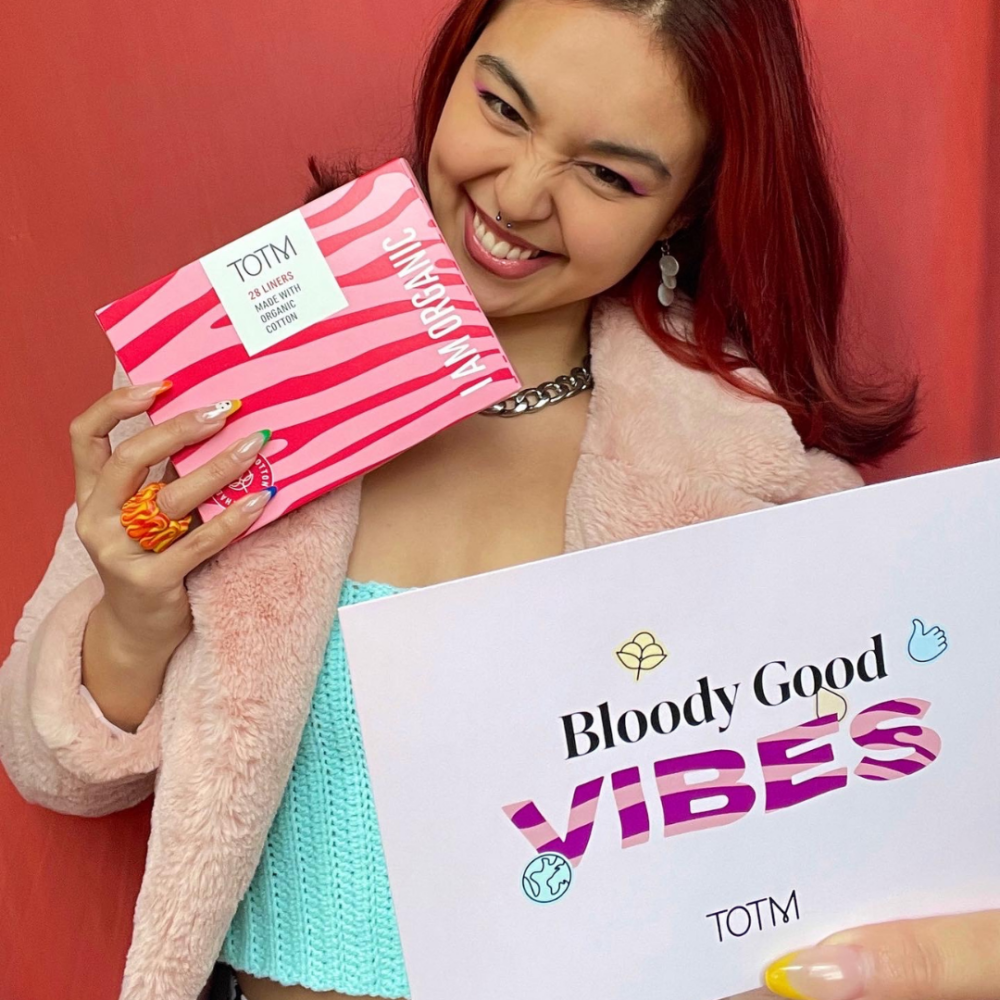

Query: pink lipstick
[{"left": 462, "top": 197, "right": 558, "bottom": 280}]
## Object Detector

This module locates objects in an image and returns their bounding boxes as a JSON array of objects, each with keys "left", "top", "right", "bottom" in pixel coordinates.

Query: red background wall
[{"left": 1, "top": 2, "right": 997, "bottom": 998}]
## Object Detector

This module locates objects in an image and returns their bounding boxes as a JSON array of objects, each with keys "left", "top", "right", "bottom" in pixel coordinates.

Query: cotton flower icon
[{"left": 616, "top": 631, "right": 668, "bottom": 681}]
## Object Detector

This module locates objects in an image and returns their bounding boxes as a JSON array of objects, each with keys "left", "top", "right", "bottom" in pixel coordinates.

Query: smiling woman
[
  {"left": 0, "top": 2, "right": 950, "bottom": 1000},
  {"left": 427, "top": 4, "right": 711, "bottom": 322},
  {"left": 313, "top": 0, "right": 917, "bottom": 464},
  {"left": 223, "top": 6, "right": 913, "bottom": 998}
]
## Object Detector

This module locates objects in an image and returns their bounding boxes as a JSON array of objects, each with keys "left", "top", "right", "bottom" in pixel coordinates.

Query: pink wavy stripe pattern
[
  {"left": 103, "top": 268, "right": 228, "bottom": 370},
  {"left": 655, "top": 750, "right": 757, "bottom": 837},
  {"left": 758, "top": 714, "right": 849, "bottom": 810},
  {"left": 304, "top": 169, "right": 379, "bottom": 229},
  {"left": 95, "top": 270, "right": 177, "bottom": 329},
  {"left": 260, "top": 380, "right": 510, "bottom": 520},
  {"left": 502, "top": 777, "right": 605, "bottom": 868},
  {"left": 243, "top": 349, "right": 505, "bottom": 491},
  {"left": 94, "top": 159, "right": 518, "bottom": 534},
  {"left": 171, "top": 337, "right": 503, "bottom": 471},
  {"left": 154, "top": 337, "right": 507, "bottom": 498},
  {"left": 198, "top": 340, "right": 497, "bottom": 467},
  {"left": 850, "top": 698, "right": 941, "bottom": 781},
  {"left": 132, "top": 299, "right": 480, "bottom": 398},
  {"left": 315, "top": 187, "right": 421, "bottom": 257}
]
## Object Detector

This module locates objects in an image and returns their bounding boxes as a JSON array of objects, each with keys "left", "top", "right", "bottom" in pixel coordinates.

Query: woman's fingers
[
  {"left": 128, "top": 432, "right": 274, "bottom": 574},
  {"left": 763, "top": 910, "right": 1000, "bottom": 1000},
  {"left": 89, "top": 399, "right": 241, "bottom": 516},
  {"left": 69, "top": 380, "right": 171, "bottom": 508},
  {"left": 152, "top": 430, "right": 271, "bottom": 522},
  {"left": 154, "top": 488, "right": 275, "bottom": 577}
]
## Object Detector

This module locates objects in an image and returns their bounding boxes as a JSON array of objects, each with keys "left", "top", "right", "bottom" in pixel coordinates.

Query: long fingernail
[
  {"left": 243, "top": 486, "right": 278, "bottom": 513},
  {"left": 197, "top": 399, "right": 242, "bottom": 421},
  {"left": 234, "top": 429, "right": 271, "bottom": 458},
  {"left": 129, "top": 379, "right": 173, "bottom": 400},
  {"left": 765, "top": 947, "right": 867, "bottom": 1000}
]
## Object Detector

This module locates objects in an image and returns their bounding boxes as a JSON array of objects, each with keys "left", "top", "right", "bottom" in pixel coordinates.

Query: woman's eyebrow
[
  {"left": 585, "top": 140, "right": 672, "bottom": 180},
  {"left": 474, "top": 54, "right": 673, "bottom": 181},
  {"left": 477, "top": 54, "right": 539, "bottom": 115}
]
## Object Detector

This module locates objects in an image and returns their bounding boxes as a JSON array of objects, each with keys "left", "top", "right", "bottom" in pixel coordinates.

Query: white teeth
[{"left": 473, "top": 212, "right": 541, "bottom": 260}]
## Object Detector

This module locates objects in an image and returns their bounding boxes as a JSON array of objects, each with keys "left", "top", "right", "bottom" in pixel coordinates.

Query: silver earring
[
  {"left": 658, "top": 240, "right": 679, "bottom": 308},
  {"left": 496, "top": 210, "right": 513, "bottom": 230}
]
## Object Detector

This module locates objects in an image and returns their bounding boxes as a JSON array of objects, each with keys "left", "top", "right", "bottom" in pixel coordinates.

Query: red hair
[{"left": 308, "top": 0, "right": 918, "bottom": 464}]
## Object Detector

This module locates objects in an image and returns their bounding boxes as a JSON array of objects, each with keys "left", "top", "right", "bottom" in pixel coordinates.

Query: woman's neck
[{"left": 487, "top": 297, "right": 592, "bottom": 388}]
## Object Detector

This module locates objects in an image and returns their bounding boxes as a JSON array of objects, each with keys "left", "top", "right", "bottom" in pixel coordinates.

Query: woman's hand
[
  {"left": 71, "top": 380, "right": 275, "bottom": 727},
  {"left": 727, "top": 909, "right": 1000, "bottom": 1000}
]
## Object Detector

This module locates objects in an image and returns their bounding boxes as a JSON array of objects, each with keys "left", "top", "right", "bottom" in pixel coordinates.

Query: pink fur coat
[{"left": 0, "top": 293, "right": 863, "bottom": 999}]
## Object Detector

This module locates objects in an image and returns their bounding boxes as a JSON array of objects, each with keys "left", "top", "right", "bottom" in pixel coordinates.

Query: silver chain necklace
[{"left": 479, "top": 353, "right": 593, "bottom": 416}]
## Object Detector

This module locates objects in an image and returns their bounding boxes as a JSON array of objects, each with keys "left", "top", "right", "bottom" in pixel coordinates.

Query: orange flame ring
[{"left": 120, "top": 481, "right": 192, "bottom": 553}]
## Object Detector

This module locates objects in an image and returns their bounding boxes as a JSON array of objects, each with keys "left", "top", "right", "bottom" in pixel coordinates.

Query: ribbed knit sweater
[{"left": 220, "top": 578, "right": 412, "bottom": 997}]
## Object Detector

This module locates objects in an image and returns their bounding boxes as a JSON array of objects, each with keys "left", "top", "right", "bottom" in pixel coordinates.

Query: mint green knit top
[{"left": 219, "top": 578, "right": 412, "bottom": 997}]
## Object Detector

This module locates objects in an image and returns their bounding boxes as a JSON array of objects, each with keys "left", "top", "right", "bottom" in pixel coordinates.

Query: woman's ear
[{"left": 658, "top": 216, "right": 690, "bottom": 243}]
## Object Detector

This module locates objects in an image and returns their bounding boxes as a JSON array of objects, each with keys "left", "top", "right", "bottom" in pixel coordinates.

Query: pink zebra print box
[{"left": 95, "top": 158, "right": 519, "bottom": 536}]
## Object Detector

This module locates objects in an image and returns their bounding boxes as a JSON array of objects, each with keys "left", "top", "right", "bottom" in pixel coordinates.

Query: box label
[{"left": 200, "top": 209, "right": 349, "bottom": 356}]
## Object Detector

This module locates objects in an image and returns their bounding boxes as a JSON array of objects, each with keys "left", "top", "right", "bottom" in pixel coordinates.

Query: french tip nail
[
  {"left": 130, "top": 379, "right": 173, "bottom": 400},
  {"left": 265, "top": 485, "right": 278, "bottom": 497},
  {"left": 765, "top": 953, "right": 809, "bottom": 1000},
  {"left": 763, "top": 946, "right": 866, "bottom": 1000},
  {"left": 260, "top": 428, "right": 272, "bottom": 443}
]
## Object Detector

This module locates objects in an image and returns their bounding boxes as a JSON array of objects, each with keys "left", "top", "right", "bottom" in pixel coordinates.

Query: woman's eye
[
  {"left": 478, "top": 89, "right": 636, "bottom": 195},
  {"left": 478, "top": 91, "right": 525, "bottom": 126},
  {"left": 588, "top": 165, "right": 636, "bottom": 194}
]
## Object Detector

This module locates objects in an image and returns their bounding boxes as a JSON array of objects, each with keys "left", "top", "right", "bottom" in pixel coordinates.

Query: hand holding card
[
  {"left": 755, "top": 909, "right": 1000, "bottom": 1000},
  {"left": 339, "top": 458, "right": 1000, "bottom": 1000}
]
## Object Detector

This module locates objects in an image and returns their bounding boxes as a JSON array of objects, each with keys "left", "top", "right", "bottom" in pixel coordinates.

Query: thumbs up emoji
[{"left": 908, "top": 619, "right": 948, "bottom": 662}]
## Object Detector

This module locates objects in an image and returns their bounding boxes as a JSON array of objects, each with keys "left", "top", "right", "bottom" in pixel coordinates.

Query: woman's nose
[{"left": 493, "top": 153, "right": 557, "bottom": 224}]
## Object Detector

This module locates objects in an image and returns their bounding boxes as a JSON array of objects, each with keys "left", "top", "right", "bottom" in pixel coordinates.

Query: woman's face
[{"left": 427, "top": 0, "right": 710, "bottom": 319}]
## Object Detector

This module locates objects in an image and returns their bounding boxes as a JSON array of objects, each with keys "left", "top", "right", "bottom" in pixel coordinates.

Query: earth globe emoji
[{"left": 521, "top": 852, "right": 572, "bottom": 903}]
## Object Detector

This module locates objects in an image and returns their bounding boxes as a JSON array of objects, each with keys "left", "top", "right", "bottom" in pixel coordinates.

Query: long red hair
[{"left": 308, "top": 0, "right": 917, "bottom": 464}]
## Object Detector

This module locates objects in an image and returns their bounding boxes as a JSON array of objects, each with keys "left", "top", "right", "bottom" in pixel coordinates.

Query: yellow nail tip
[{"left": 765, "top": 953, "right": 809, "bottom": 1000}]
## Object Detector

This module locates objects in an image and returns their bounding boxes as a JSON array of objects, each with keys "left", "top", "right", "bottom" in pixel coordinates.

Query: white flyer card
[{"left": 339, "top": 458, "right": 1000, "bottom": 1000}]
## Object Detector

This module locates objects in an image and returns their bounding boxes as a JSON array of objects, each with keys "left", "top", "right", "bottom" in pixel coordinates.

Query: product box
[{"left": 95, "top": 158, "right": 520, "bottom": 534}]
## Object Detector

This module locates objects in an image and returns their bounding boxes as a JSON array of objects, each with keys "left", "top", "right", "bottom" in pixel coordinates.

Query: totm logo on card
[{"left": 212, "top": 456, "right": 274, "bottom": 509}]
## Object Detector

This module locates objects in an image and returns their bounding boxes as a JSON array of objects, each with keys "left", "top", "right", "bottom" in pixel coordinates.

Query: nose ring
[{"left": 496, "top": 211, "right": 513, "bottom": 230}]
